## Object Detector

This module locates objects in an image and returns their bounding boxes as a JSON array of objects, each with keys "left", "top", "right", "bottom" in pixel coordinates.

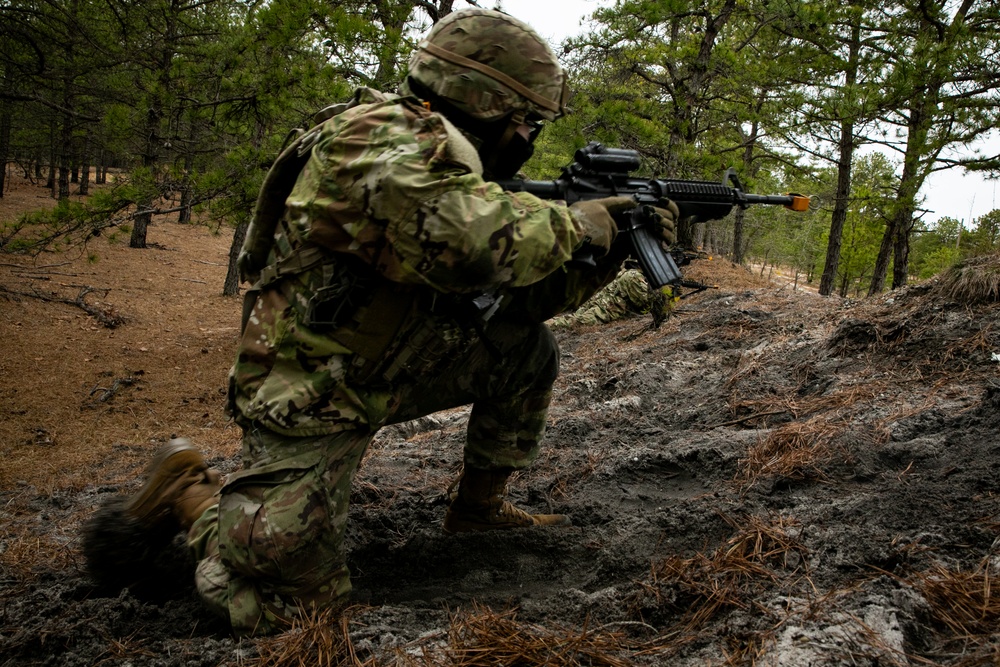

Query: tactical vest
[
  {"left": 237, "top": 97, "right": 357, "bottom": 289},
  {"left": 236, "top": 90, "right": 495, "bottom": 384}
]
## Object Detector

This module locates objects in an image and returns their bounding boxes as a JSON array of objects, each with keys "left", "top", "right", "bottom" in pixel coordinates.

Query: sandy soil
[{"left": 2, "top": 177, "right": 1000, "bottom": 666}]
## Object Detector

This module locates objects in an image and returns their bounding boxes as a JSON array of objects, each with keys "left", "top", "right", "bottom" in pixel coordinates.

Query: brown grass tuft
[
  {"left": 629, "top": 514, "right": 807, "bottom": 633},
  {"left": 736, "top": 416, "right": 850, "bottom": 489},
  {"left": 933, "top": 253, "right": 1000, "bottom": 304},
  {"left": 398, "top": 603, "right": 635, "bottom": 667},
  {"left": 95, "top": 628, "right": 156, "bottom": 663},
  {"left": 249, "top": 605, "right": 370, "bottom": 667},
  {"left": 1, "top": 530, "right": 80, "bottom": 578},
  {"left": 911, "top": 559, "right": 1000, "bottom": 638},
  {"left": 721, "top": 631, "right": 774, "bottom": 667}
]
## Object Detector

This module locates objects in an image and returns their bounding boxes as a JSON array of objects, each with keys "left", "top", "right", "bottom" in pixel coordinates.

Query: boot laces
[{"left": 496, "top": 499, "right": 534, "bottom": 524}]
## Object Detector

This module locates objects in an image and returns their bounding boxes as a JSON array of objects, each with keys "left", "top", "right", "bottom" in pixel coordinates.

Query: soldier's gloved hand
[
  {"left": 569, "top": 196, "right": 635, "bottom": 255},
  {"left": 651, "top": 199, "right": 680, "bottom": 245}
]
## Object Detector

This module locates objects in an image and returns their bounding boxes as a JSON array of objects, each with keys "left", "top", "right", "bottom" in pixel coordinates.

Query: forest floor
[{"left": 2, "top": 175, "right": 1000, "bottom": 666}]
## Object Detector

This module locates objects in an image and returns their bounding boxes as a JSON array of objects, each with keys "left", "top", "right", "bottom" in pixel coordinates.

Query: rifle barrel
[
  {"left": 496, "top": 179, "right": 567, "bottom": 199},
  {"left": 498, "top": 178, "right": 808, "bottom": 212}
]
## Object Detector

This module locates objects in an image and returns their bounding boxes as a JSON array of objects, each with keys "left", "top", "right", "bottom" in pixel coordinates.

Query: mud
[{"left": 2, "top": 230, "right": 1000, "bottom": 665}]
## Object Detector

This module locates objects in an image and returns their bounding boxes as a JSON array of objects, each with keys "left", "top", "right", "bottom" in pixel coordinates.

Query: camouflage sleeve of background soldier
[
  {"left": 295, "top": 96, "right": 582, "bottom": 294},
  {"left": 499, "top": 250, "right": 626, "bottom": 325},
  {"left": 548, "top": 269, "right": 662, "bottom": 328}
]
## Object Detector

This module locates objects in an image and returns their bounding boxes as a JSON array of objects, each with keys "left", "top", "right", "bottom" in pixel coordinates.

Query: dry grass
[
  {"left": 728, "top": 380, "right": 880, "bottom": 428},
  {"left": 247, "top": 604, "right": 653, "bottom": 667},
  {"left": 945, "top": 645, "right": 1000, "bottom": 667},
  {"left": 939, "top": 321, "right": 999, "bottom": 370},
  {"left": 720, "top": 631, "right": 774, "bottom": 667},
  {"left": 539, "top": 447, "right": 602, "bottom": 501},
  {"left": 246, "top": 606, "right": 371, "bottom": 667},
  {"left": 723, "top": 335, "right": 865, "bottom": 425},
  {"left": 0, "top": 517, "right": 83, "bottom": 578},
  {"left": 684, "top": 257, "right": 771, "bottom": 292},
  {"left": 933, "top": 254, "right": 1000, "bottom": 304},
  {"left": 0, "top": 217, "right": 243, "bottom": 491},
  {"left": 395, "top": 604, "right": 636, "bottom": 667},
  {"left": 736, "top": 415, "right": 851, "bottom": 489},
  {"left": 94, "top": 628, "right": 157, "bottom": 664},
  {"left": 628, "top": 513, "right": 808, "bottom": 634},
  {"left": 912, "top": 559, "right": 1000, "bottom": 638}
]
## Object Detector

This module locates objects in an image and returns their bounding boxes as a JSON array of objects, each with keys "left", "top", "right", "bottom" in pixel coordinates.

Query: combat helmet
[{"left": 407, "top": 8, "right": 568, "bottom": 123}]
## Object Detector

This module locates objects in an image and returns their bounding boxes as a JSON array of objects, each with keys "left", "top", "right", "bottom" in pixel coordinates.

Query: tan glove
[
  {"left": 651, "top": 199, "right": 679, "bottom": 245},
  {"left": 568, "top": 196, "right": 635, "bottom": 255}
]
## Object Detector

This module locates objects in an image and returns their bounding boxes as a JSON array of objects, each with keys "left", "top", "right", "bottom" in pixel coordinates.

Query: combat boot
[
  {"left": 125, "top": 437, "right": 222, "bottom": 532},
  {"left": 82, "top": 438, "right": 223, "bottom": 594},
  {"left": 443, "top": 467, "right": 570, "bottom": 534}
]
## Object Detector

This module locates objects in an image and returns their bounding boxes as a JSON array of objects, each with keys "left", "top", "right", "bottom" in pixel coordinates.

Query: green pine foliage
[{"left": 1, "top": 0, "right": 998, "bottom": 295}]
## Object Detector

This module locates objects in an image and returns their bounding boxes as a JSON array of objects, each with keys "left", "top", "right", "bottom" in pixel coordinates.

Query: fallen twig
[
  {"left": 0, "top": 284, "right": 126, "bottom": 328},
  {"left": 88, "top": 375, "right": 141, "bottom": 405}
]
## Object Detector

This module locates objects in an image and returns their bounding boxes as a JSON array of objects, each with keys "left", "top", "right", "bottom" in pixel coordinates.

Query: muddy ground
[{"left": 2, "top": 178, "right": 1000, "bottom": 666}]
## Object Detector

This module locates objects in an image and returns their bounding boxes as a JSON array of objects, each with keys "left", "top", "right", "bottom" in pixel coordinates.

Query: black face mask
[
  {"left": 403, "top": 79, "right": 543, "bottom": 180},
  {"left": 486, "top": 131, "right": 536, "bottom": 180}
]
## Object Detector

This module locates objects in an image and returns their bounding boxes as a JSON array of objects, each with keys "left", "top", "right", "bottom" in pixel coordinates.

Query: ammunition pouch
[
  {"left": 261, "top": 252, "right": 488, "bottom": 386},
  {"left": 354, "top": 310, "right": 478, "bottom": 385},
  {"left": 328, "top": 286, "right": 492, "bottom": 386},
  {"left": 302, "top": 261, "right": 368, "bottom": 330}
]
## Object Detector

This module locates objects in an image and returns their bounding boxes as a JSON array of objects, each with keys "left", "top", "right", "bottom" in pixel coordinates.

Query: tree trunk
[
  {"left": 819, "top": 13, "right": 861, "bottom": 297},
  {"left": 58, "top": 124, "right": 71, "bottom": 201},
  {"left": 869, "top": 225, "right": 894, "bottom": 295},
  {"left": 178, "top": 126, "right": 194, "bottom": 224},
  {"left": 178, "top": 187, "right": 192, "bottom": 223},
  {"left": 731, "top": 104, "right": 763, "bottom": 266},
  {"left": 131, "top": 6, "right": 177, "bottom": 249},
  {"left": 78, "top": 139, "right": 90, "bottom": 196},
  {"left": 870, "top": 101, "right": 927, "bottom": 295},
  {"left": 892, "top": 208, "right": 916, "bottom": 289},
  {"left": 57, "top": 78, "right": 74, "bottom": 201},
  {"left": 46, "top": 121, "right": 57, "bottom": 193},
  {"left": 732, "top": 208, "right": 746, "bottom": 264},
  {"left": 0, "top": 102, "right": 10, "bottom": 198},
  {"left": 371, "top": 1, "right": 413, "bottom": 89},
  {"left": 130, "top": 211, "right": 150, "bottom": 247},
  {"left": 820, "top": 126, "right": 853, "bottom": 296},
  {"left": 691, "top": 221, "right": 705, "bottom": 252},
  {"left": 224, "top": 219, "right": 248, "bottom": 297},
  {"left": 98, "top": 151, "right": 107, "bottom": 185}
]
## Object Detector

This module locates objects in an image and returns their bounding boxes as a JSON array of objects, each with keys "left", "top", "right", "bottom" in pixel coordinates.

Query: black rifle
[{"left": 497, "top": 142, "right": 810, "bottom": 288}]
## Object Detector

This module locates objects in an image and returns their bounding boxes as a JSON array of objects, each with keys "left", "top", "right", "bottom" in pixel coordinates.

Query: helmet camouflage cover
[{"left": 407, "top": 8, "right": 568, "bottom": 122}]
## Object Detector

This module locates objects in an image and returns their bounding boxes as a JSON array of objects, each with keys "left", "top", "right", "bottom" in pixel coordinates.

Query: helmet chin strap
[{"left": 482, "top": 110, "right": 526, "bottom": 178}]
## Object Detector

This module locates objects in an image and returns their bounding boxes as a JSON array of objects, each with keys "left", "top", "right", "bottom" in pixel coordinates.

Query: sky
[{"left": 481, "top": 0, "right": 1000, "bottom": 226}]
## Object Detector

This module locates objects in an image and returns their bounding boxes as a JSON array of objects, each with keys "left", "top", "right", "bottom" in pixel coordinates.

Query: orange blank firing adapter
[{"left": 785, "top": 194, "right": 811, "bottom": 212}]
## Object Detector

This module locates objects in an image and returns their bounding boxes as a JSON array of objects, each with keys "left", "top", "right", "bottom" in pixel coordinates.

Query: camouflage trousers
[{"left": 188, "top": 320, "right": 559, "bottom": 634}]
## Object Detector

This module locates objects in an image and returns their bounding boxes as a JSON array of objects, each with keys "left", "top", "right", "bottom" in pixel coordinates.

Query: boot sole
[{"left": 125, "top": 439, "right": 208, "bottom": 522}]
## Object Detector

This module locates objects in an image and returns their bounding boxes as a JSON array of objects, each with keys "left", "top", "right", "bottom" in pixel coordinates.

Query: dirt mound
[{"left": 2, "top": 181, "right": 1000, "bottom": 665}]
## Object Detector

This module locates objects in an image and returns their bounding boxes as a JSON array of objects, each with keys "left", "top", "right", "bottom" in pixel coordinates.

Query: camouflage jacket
[{"left": 230, "top": 88, "right": 620, "bottom": 436}]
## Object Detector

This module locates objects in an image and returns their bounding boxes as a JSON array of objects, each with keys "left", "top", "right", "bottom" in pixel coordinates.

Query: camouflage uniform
[
  {"left": 549, "top": 268, "right": 674, "bottom": 328},
  {"left": 186, "top": 81, "right": 623, "bottom": 634}
]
